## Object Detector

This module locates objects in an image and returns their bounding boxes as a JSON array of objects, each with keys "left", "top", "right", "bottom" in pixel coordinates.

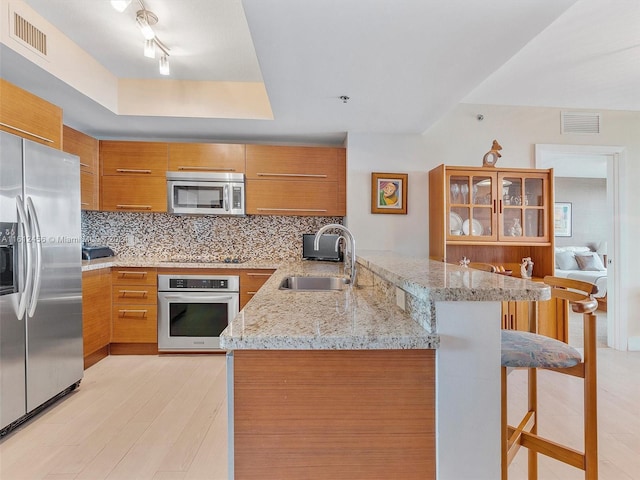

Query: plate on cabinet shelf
[
  {"left": 462, "top": 219, "right": 483, "bottom": 236},
  {"left": 449, "top": 212, "right": 463, "bottom": 234}
]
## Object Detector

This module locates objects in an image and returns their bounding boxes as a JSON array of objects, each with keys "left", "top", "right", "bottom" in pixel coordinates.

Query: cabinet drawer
[
  {"left": 246, "top": 145, "right": 339, "bottom": 181},
  {"left": 112, "top": 268, "right": 157, "bottom": 286},
  {"left": 169, "top": 143, "right": 245, "bottom": 173},
  {"left": 112, "top": 286, "right": 157, "bottom": 305},
  {"left": 101, "top": 141, "right": 168, "bottom": 176},
  {"left": 246, "top": 179, "right": 341, "bottom": 216},
  {"left": 242, "top": 270, "right": 275, "bottom": 291},
  {"left": 112, "top": 304, "right": 158, "bottom": 343},
  {"left": 101, "top": 176, "right": 167, "bottom": 212}
]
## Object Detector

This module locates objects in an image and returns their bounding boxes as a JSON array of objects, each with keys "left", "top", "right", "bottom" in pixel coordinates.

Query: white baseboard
[{"left": 627, "top": 336, "right": 640, "bottom": 351}]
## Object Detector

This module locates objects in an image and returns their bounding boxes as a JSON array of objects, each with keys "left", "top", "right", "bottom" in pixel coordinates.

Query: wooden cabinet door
[
  {"left": 246, "top": 179, "right": 340, "bottom": 216},
  {"left": 100, "top": 141, "right": 168, "bottom": 176},
  {"left": 246, "top": 145, "right": 339, "bottom": 181},
  {"left": 64, "top": 126, "right": 99, "bottom": 210},
  {"left": 82, "top": 269, "right": 112, "bottom": 367},
  {"left": 447, "top": 170, "right": 498, "bottom": 242},
  {"left": 0, "top": 79, "right": 63, "bottom": 149},
  {"left": 498, "top": 172, "right": 551, "bottom": 243},
  {"left": 169, "top": 143, "right": 245, "bottom": 173},
  {"left": 101, "top": 176, "right": 167, "bottom": 212},
  {"left": 502, "top": 301, "right": 531, "bottom": 331}
]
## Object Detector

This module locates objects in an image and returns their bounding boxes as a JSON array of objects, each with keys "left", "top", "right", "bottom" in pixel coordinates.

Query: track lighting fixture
[
  {"left": 111, "top": 0, "right": 172, "bottom": 76},
  {"left": 159, "top": 55, "right": 170, "bottom": 76},
  {"left": 136, "top": 9, "right": 156, "bottom": 40},
  {"left": 144, "top": 39, "right": 156, "bottom": 58}
]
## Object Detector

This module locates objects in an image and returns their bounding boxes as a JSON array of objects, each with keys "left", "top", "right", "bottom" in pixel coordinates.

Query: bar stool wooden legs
[{"left": 501, "top": 276, "right": 599, "bottom": 479}]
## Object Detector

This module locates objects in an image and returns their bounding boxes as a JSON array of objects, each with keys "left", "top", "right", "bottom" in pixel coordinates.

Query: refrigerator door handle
[
  {"left": 15, "top": 196, "right": 33, "bottom": 320},
  {"left": 26, "top": 197, "right": 43, "bottom": 318}
]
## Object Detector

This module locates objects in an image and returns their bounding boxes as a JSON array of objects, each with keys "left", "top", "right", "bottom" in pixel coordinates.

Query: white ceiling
[{"left": 2, "top": 0, "right": 638, "bottom": 145}]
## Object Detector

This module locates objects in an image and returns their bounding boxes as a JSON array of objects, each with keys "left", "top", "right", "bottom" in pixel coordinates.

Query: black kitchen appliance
[
  {"left": 82, "top": 245, "right": 115, "bottom": 260},
  {"left": 302, "top": 234, "right": 343, "bottom": 262}
]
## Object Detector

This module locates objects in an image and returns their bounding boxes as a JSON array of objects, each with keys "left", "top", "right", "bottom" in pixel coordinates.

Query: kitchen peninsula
[{"left": 221, "top": 251, "right": 550, "bottom": 480}]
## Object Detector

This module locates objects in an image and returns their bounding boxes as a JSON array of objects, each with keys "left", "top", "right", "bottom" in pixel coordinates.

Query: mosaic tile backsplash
[{"left": 81, "top": 212, "right": 343, "bottom": 261}]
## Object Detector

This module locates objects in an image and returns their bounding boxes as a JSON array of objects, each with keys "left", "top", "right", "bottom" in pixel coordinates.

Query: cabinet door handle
[
  {"left": 118, "top": 290, "right": 148, "bottom": 297},
  {"left": 246, "top": 291, "right": 258, "bottom": 295},
  {"left": 499, "top": 199, "right": 503, "bottom": 214},
  {"left": 116, "top": 204, "right": 153, "bottom": 210},
  {"left": 256, "top": 172, "right": 328, "bottom": 178},
  {"left": 510, "top": 314, "right": 515, "bottom": 330},
  {"left": 80, "top": 162, "right": 90, "bottom": 168},
  {"left": 117, "top": 271, "right": 148, "bottom": 277},
  {"left": 118, "top": 309, "right": 148, "bottom": 317},
  {"left": 116, "top": 169, "right": 152, "bottom": 174},
  {"left": 0, "top": 122, "right": 54, "bottom": 143},
  {"left": 493, "top": 199, "right": 497, "bottom": 214},
  {"left": 246, "top": 273, "right": 272, "bottom": 277},
  {"left": 81, "top": 202, "right": 90, "bottom": 206},
  {"left": 177, "top": 166, "right": 235, "bottom": 172},
  {"left": 256, "top": 208, "right": 328, "bottom": 213}
]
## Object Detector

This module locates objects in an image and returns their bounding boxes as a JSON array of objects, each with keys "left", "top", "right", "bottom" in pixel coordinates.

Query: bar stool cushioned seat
[{"left": 501, "top": 330, "right": 582, "bottom": 369}]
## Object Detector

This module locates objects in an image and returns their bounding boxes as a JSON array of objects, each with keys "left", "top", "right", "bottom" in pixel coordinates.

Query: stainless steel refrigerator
[{"left": 0, "top": 131, "right": 83, "bottom": 435}]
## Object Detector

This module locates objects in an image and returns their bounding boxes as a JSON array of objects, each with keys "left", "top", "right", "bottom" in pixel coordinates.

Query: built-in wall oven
[{"left": 157, "top": 274, "right": 239, "bottom": 351}]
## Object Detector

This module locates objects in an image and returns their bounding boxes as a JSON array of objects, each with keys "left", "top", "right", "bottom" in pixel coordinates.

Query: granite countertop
[
  {"left": 82, "top": 257, "right": 281, "bottom": 272},
  {"left": 221, "top": 251, "right": 551, "bottom": 351},
  {"left": 220, "top": 260, "right": 438, "bottom": 351},
  {"left": 357, "top": 250, "right": 551, "bottom": 303}
]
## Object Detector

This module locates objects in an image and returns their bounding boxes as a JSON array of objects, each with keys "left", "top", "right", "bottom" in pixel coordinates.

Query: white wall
[{"left": 346, "top": 103, "right": 640, "bottom": 345}]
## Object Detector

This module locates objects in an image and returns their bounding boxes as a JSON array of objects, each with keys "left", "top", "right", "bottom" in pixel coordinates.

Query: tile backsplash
[{"left": 82, "top": 211, "right": 343, "bottom": 261}]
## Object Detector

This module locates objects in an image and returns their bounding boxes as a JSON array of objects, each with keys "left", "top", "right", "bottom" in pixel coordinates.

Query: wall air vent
[
  {"left": 561, "top": 111, "right": 601, "bottom": 135},
  {"left": 12, "top": 12, "right": 47, "bottom": 57}
]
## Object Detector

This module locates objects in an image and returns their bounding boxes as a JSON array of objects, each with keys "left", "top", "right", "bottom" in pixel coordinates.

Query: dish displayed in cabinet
[
  {"left": 462, "top": 218, "right": 483, "bottom": 236},
  {"left": 450, "top": 212, "right": 463, "bottom": 234}
]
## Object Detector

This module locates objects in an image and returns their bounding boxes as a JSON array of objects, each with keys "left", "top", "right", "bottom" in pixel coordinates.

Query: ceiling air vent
[
  {"left": 561, "top": 111, "right": 601, "bottom": 135},
  {"left": 12, "top": 12, "right": 47, "bottom": 56}
]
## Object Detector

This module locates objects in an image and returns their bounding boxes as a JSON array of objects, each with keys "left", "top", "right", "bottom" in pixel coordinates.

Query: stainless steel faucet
[{"left": 314, "top": 224, "right": 357, "bottom": 286}]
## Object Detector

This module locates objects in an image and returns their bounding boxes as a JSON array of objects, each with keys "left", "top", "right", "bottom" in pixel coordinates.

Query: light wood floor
[{"left": 1, "top": 348, "right": 639, "bottom": 480}]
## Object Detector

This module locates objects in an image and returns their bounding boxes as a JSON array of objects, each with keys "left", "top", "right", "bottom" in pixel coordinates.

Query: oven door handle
[{"left": 161, "top": 294, "right": 236, "bottom": 301}]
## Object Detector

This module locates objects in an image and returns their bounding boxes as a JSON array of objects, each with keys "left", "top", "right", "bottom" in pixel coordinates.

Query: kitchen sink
[{"left": 279, "top": 276, "right": 349, "bottom": 291}]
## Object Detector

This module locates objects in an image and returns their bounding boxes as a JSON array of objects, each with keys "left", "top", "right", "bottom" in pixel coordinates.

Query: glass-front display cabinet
[{"left": 446, "top": 170, "right": 550, "bottom": 243}]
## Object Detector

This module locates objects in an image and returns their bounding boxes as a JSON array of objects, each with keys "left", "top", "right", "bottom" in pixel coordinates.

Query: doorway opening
[{"left": 535, "top": 144, "right": 627, "bottom": 350}]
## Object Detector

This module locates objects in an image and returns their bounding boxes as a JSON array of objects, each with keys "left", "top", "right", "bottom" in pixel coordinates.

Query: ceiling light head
[
  {"left": 159, "top": 55, "right": 170, "bottom": 76},
  {"left": 110, "top": 0, "right": 131, "bottom": 12},
  {"left": 136, "top": 9, "right": 158, "bottom": 40},
  {"left": 339, "top": 95, "right": 350, "bottom": 104},
  {"left": 144, "top": 39, "right": 156, "bottom": 58}
]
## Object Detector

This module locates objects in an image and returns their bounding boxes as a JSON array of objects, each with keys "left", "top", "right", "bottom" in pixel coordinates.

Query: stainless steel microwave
[{"left": 167, "top": 171, "right": 245, "bottom": 216}]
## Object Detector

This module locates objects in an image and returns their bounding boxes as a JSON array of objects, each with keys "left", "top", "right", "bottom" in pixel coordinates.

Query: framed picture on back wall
[
  {"left": 554, "top": 202, "right": 572, "bottom": 237},
  {"left": 371, "top": 172, "right": 408, "bottom": 214}
]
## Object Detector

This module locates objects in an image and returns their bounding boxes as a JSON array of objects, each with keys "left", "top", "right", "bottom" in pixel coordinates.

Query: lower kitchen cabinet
[
  {"left": 240, "top": 269, "right": 275, "bottom": 308},
  {"left": 501, "top": 300, "right": 530, "bottom": 331},
  {"left": 82, "top": 269, "right": 112, "bottom": 368},
  {"left": 110, "top": 267, "right": 158, "bottom": 353}
]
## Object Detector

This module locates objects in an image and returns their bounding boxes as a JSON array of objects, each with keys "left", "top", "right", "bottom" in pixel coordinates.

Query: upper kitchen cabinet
[
  {"left": 245, "top": 145, "right": 346, "bottom": 216},
  {"left": 63, "top": 126, "right": 99, "bottom": 210},
  {"left": 0, "top": 79, "right": 63, "bottom": 149},
  {"left": 100, "top": 141, "right": 169, "bottom": 212},
  {"left": 169, "top": 143, "right": 245, "bottom": 173}
]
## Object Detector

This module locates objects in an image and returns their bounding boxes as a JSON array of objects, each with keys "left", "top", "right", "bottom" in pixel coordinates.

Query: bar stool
[{"left": 501, "top": 276, "right": 599, "bottom": 480}]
